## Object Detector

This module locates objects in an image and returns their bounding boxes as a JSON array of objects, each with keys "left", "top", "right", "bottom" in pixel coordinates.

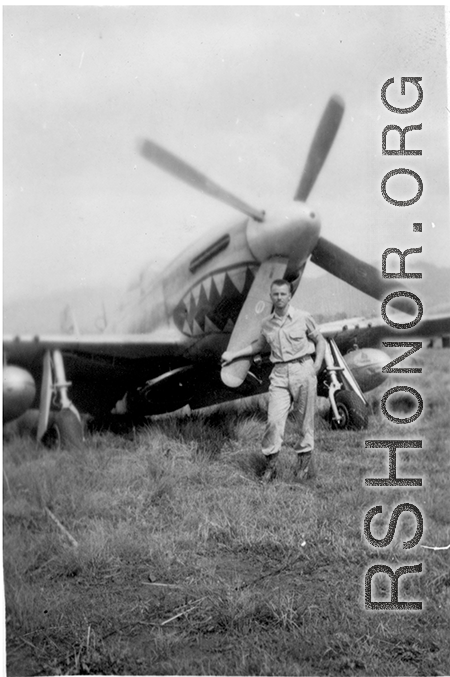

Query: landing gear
[
  {"left": 38, "top": 349, "right": 84, "bottom": 450},
  {"left": 322, "top": 338, "right": 369, "bottom": 430},
  {"left": 329, "top": 390, "right": 368, "bottom": 430},
  {"left": 43, "top": 409, "right": 84, "bottom": 450}
]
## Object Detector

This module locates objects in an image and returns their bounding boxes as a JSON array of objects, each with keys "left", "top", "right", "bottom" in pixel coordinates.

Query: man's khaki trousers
[{"left": 261, "top": 359, "right": 317, "bottom": 457}]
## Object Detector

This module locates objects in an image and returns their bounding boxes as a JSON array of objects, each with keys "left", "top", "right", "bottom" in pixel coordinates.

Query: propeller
[
  {"left": 140, "top": 95, "right": 415, "bottom": 390},
  {"left": 140, "top": 139, "right": 265, "bottom": 222},
  {"left": 221, "top": 257, "right": 288, "bottom": 388},
  {"left": 310, "top": 237, "right": 416, "bottom": 314},
  {"left": 291, "top": 97, "right": 416, "bottom": 315},
  {"left": 294, "top": 95, "right": 345, "bottom": 202}
]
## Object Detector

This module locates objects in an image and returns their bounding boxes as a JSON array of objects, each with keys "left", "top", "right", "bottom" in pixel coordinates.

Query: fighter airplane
[{"left": 4, "top": 95, "right": 450, "bottom": 447}]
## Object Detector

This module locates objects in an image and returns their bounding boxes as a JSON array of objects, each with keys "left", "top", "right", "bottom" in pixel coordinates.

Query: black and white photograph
[{"left": 3, "top": 6, "right": 450, "bottom": 675}]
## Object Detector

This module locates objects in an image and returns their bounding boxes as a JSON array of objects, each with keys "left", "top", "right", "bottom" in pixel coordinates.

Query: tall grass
[{"left": 3, "top": 349, "right": 450, "bottom": 675}]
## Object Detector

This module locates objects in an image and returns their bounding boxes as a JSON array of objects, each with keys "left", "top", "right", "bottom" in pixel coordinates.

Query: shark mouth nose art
[{"left": 173, "top": 264, "right": 258, "bottom": 337}]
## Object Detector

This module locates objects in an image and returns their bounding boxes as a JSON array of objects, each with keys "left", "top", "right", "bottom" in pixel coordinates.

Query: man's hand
[{"left": 221, "top": 350, "right": 235, "bottom": 366}]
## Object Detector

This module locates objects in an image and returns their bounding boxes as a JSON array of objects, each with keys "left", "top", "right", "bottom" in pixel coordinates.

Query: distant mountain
[
  {"left": 294, "top": 274, "right": 379, "bottom": 322},
  {"left": 296, "top": 262, "right": 450, "bottom": 323},
  {"left": 4, "top": 262, "right": 449, "bottom": 334},
  {"left": 3, "top": 286, "right": 122, "bottom": 335}
]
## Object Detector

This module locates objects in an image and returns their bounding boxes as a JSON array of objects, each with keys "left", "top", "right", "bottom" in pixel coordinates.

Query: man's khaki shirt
[{"left": 255, "top": 306, "right": 320, "bottom": 363}]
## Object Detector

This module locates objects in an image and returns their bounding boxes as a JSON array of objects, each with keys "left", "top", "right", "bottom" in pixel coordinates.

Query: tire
[
  {"left": 42, "top": 409, "right": 84, "bottom": 450},
  {"left": 330, "top": 390, "right": 369, "bottom": 430}
]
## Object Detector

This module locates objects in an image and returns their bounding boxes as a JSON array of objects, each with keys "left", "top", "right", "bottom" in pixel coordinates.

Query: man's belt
[{"left": 273, "top": 355, "right": 312, "bottom": 365}]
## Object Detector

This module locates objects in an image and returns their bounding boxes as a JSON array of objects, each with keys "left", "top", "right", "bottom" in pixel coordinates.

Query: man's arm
[
  {"left": 312, "top": 332, "right": 326, "bottom": 374},
  {"left": 221, "top": 335, "right": 266, "bottom": 366}
]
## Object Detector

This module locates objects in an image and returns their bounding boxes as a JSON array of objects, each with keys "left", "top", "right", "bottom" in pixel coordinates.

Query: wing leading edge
[
  {"left": 319, "top": 311, "right": 450, "bottom": 353},
  {"left": 4, "top": 327, "right": 189, "bottom": 362}
]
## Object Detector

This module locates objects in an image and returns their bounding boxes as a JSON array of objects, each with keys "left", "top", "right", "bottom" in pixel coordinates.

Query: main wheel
[
  {"left": 330, "top": 390, "right": 369, "bottom": 430},
  {"left": 42, "top": 409, "right": 84, "bottom": 450}
]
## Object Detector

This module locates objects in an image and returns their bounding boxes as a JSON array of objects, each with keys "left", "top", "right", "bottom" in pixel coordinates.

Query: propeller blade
[
  {"left": 294, "top": 95, "right": 345, "bottom": 202},
  {"left": 221, "top": 257, "right": 288, "bottom": 388},
  {"left": 310, "top": 237, "right": 416, "bottom": 314},
  {"left": 140, "top": 139, "right": 265, "bottom": 222}
]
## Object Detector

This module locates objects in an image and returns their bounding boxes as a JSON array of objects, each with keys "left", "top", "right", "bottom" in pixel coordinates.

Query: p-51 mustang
[{"left": 4, "top": 96, "right": 449, "bottom": 446}]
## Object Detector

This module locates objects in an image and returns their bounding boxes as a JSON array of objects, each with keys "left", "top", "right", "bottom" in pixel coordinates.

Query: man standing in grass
[{"left": 221, "top": 279, "right": 326, "bottom": 483}]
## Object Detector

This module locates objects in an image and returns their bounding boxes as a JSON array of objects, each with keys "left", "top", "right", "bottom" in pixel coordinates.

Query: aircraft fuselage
[{"left": 106, "top": 200, "right": 321, "bottom": 358}]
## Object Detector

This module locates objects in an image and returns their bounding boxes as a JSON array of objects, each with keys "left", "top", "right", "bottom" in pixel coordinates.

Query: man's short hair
[{"left": 271, "top": 278, "right": 292, "bottom": 294}]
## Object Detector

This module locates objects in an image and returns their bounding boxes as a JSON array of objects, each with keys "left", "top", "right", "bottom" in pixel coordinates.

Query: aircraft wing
[
  {"left": 318, "top": 311, "right": 450, "bottom": 352},
  {"left": 3, "top": 327, "right": 189, "bottom": 362}
]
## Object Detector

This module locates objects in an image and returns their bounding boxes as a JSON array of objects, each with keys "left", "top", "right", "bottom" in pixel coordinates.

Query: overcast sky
[{"left": 4, "top": 6, "right": 449, "bottom": 304}]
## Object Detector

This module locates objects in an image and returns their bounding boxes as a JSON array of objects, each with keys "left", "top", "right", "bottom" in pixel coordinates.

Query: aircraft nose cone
[{"left": 246, "top": 202, "right": 320, "bottom": 267}]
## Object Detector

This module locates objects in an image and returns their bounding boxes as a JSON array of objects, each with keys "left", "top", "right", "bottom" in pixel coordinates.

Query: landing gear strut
[
  {"left": 322, "top": 339, "right": 369, "bottom": 430},
  {"left": 38, "top": 350, "right": 84, "bottom": 449}
]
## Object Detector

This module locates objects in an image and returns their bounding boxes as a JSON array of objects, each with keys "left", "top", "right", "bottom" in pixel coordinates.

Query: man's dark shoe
[
  {"left": 293, "top": 452, "right": 315, "bottom": 480},
  {"left": 262, "top": 453, "right": 278, "bottom": 483}
]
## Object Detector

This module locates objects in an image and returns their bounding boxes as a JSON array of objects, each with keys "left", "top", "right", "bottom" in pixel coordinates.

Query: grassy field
[{"left": 3, "top": 349, "right": 450, "bottom": 676}]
